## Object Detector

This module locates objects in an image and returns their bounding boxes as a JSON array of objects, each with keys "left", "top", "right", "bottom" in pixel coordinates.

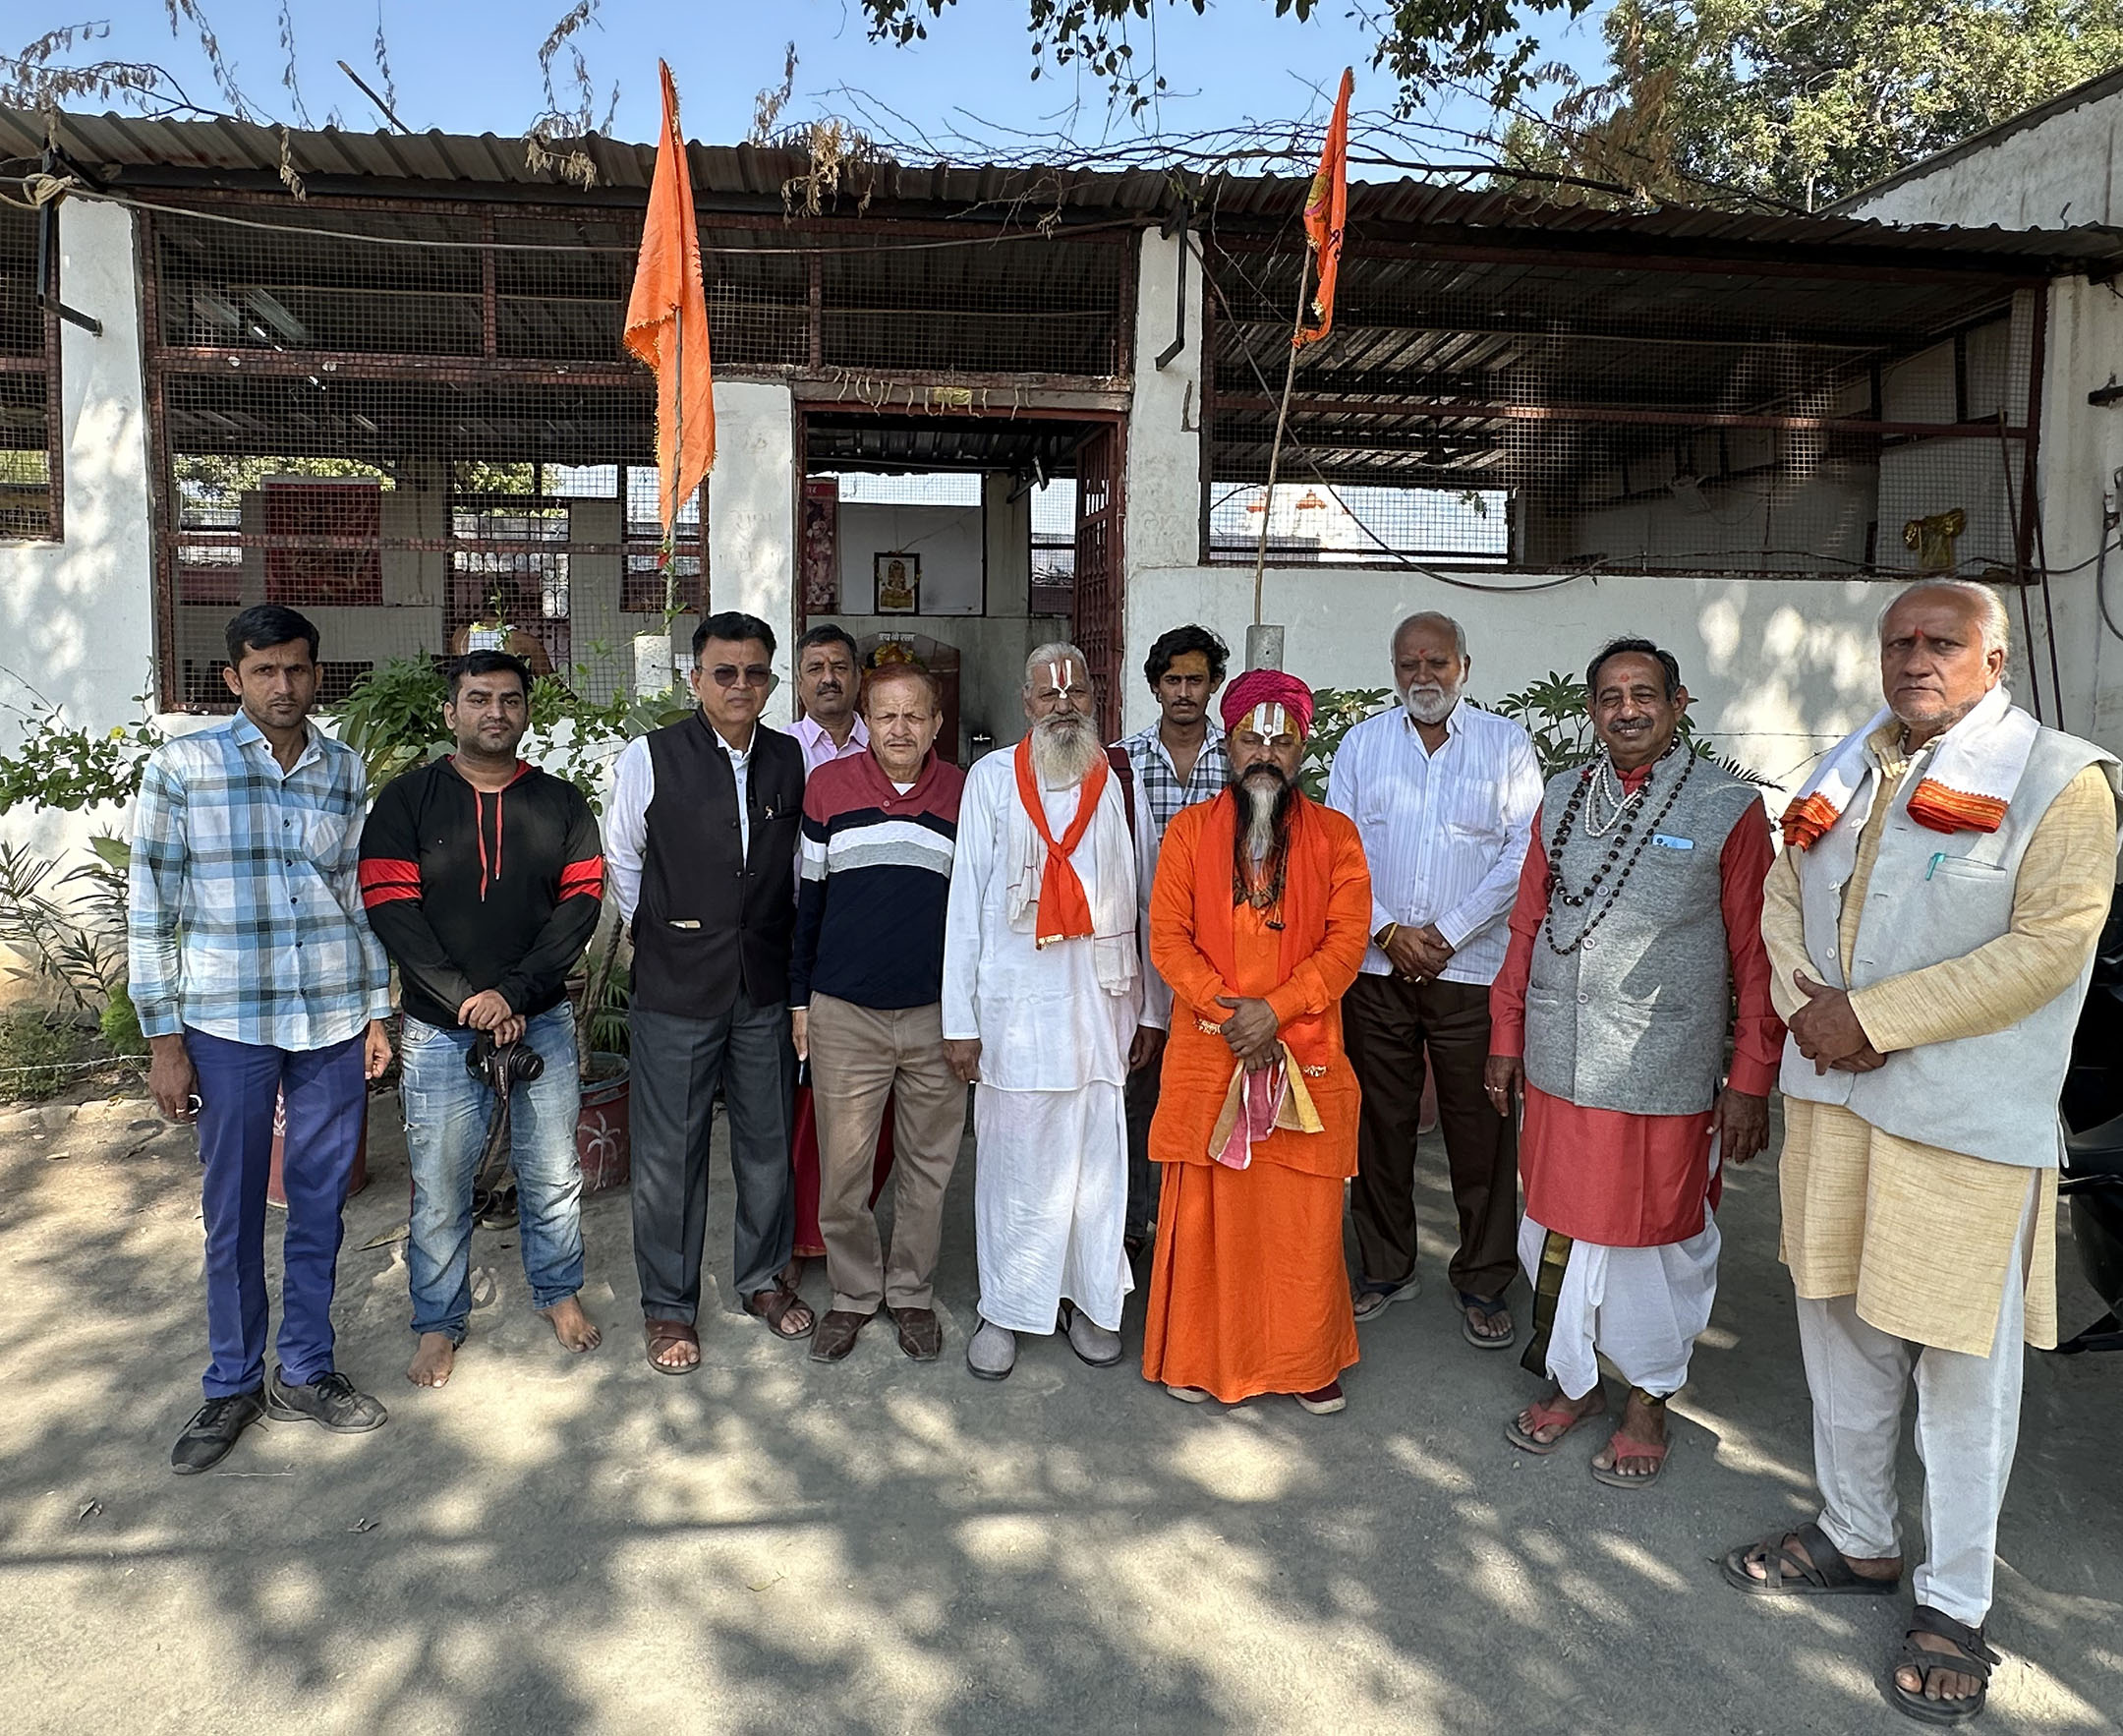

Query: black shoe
[
  {"left": 170, "top": 1390, "right": 265, "bottom": 1475},
  {"left": 475, "top": 1185, "right": 519, "bottom": 1231},
  {"left": 266, "top": 1369, "right": 388, "bottom": 1434}
]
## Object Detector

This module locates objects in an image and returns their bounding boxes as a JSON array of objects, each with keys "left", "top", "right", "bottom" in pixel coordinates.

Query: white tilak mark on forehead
[
  {"left": 1242, "top": 703, "right": 1287, "bottom": 738},
  {"left": 1046, "top": 662, "right": 1082, "bottom": 696}
]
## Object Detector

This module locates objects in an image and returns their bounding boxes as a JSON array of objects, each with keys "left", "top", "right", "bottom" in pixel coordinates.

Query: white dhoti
[
  {"left": 1520, "top": 1206, "right": 1720, "bottom": 1401},
  {"left": 943, "top": 745, "right": 1145, "bottom": 1341},
  {"left": 973, "top": 1079, "right": 1132, "bottom": 1332}
]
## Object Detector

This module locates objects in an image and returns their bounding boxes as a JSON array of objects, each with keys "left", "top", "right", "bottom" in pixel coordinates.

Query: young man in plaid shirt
[
  {"left": 1113, "top": 624, "right": 1231, "bottom": 1259},
  {"left": 132, "top": 606, "right": 396, "bottom": 1474}
]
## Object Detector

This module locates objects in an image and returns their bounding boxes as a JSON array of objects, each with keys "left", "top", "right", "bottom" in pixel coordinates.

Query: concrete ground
[{"left": 2, "top": 1087, "right": 2119, "bottom": 1736}]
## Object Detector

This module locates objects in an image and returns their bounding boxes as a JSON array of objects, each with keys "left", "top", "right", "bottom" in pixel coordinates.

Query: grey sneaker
[
  {"left": 170, "top": 1389, "right": 265, "bottom": 1475},
  {"left": 1061, "top": 1300, "right": 1122, "bottom": 1367},
  {"left": 266, "top": 1369, "right": 388, "bottom": 1433},
  {"left": 966, "top": 1320, "right": 1017, "bottom": 1381}
]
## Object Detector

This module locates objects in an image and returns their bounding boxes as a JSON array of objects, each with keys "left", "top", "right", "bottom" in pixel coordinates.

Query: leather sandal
[
  {"left": 1721, "top": 1522, "right": 1904, "bottom": 1596},
  {"left": 745, "top": 1283, "right": 816, "bottom": 1340},
  {"left": 1889, "top": 1605, "right": 1999, "bottom": 1725},
  {"left": 644, "top": 1317, "right": 700, "bottom": 1375}
]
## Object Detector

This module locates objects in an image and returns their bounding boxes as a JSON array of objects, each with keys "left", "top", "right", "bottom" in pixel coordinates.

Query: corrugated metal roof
[{"left": 7, "top": 104, "right": 2123, "bottom": 274}]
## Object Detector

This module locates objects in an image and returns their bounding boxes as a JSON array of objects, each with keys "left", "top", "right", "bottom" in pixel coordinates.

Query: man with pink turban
[{"left": 1139, "top": 669, "right": 1373, "bottom": 1414}]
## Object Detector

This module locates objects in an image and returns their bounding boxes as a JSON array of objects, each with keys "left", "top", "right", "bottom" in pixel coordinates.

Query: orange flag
[
  {"left": 623, "top": 61, "right": 715, "bottom": 533},
  {"left": 1294, "top": 68, "right": 1353, "bottom": 350}
]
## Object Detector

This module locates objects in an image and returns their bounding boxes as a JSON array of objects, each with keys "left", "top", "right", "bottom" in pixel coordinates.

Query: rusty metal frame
[{"left": 0, "top": 206, "right": 65, "bottom": 544}]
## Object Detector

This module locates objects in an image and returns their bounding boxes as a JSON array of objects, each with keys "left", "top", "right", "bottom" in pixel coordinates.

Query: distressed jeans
[{"left": 399, "top": 1005, "right": 586, "bottom": 1340}]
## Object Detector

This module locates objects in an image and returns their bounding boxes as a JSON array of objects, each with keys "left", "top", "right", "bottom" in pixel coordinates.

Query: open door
[{"left": 1070, "top": 423, "right": 1124, "bottom": 741}]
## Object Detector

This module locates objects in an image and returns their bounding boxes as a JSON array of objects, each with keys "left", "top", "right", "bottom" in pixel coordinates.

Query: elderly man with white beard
[
  {"left": 1327, "top": 611, "right": 1543, "bottom": 1346},
  {"left": 945, "top": 642, "right": 1145, "bottom": 1380}
]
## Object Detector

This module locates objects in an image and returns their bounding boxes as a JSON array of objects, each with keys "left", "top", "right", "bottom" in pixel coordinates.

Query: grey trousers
[
  {"left": 1797, "top": 1176, "right": 2037, "bottom": 1627},
  {"left": 630, "top": 994, "right": 795, "bottom": 1322},
  {"left": 1122, "top": 1045, "right": 1164, "bottom": 1240}
]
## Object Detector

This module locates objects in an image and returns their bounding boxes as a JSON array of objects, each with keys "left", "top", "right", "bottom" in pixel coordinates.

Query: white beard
[
  {"left": 1240, "top": 769, "right": 1286, "bottom": 862},
  {"left": 1401, "top": 682, "right": 1460, "bottom": 725},
  {"left": 1029, "top": 712, "right": 1104, "bottom": 786}
]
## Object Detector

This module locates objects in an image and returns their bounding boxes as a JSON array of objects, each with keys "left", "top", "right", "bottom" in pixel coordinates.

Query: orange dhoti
[
  {"left": 1139, "top": 789, "right": 1372, "bottom": 1403},
  {"left": 1142, "top": 1158, "right": 1357, "bottom": 1402}
]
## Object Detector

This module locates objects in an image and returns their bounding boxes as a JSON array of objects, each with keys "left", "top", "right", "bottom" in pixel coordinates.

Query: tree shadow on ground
[{"left": 1, "top": 1090, "right": 2118, "bottom": 1735}]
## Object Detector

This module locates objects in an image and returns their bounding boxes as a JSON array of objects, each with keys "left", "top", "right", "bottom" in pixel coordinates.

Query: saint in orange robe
[{"left": 1141, "top": 790, "right": 1371, "bottom": 1402}]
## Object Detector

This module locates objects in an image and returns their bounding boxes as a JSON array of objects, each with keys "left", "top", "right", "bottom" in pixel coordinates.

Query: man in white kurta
[{"left": 944, "top": 643, "right": 1143, "bottom": 1381}]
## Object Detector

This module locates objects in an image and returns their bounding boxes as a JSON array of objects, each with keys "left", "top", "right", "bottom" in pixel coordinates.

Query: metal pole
[{"left": 1250, "top": 246, "right": 1313, "bottom": 632}]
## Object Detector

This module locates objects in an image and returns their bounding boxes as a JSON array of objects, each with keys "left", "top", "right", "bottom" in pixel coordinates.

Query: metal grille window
[
  {"left": 1030, "top": 478, "right": 1077, "bottom": 612},
  {"left": 0, "top": 203, "right": 60, "bottom": 542},
  {"left": 1199, "top": 240, "right": 2042, "bottom": 583}
]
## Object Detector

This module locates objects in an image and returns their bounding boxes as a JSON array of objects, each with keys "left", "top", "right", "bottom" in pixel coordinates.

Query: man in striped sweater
[{"left": 791, "top": 662, "right": 968, "bottom": 1362}]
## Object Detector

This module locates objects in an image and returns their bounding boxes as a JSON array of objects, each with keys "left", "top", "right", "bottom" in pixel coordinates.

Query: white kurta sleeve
[
  {"left": 603, "top": 737, "right": 654, "bottom": 928},
  {"left": 943, "top": 767, "right": 996, "bottom": 1042}
]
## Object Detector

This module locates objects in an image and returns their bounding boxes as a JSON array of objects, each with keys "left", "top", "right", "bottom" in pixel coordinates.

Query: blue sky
[{"left": 59, "top": 1, "right": 1612, "bottom": 163}]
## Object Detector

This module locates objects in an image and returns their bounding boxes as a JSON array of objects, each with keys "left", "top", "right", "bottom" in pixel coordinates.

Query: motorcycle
[{"left": 2057, "top": 880, "right": 2123, "bottom": 1354}]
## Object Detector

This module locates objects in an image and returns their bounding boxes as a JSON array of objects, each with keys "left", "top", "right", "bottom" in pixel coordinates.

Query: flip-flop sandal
[
  {"left": 1589, "top": 1427, "right": 1669, "bottom": 1488},
  {"left": 1458, "top": 1291, "right": 1517, "bottom": 1350},
  {"left": 1504, "top": 1393, "right": 1606, "bottom": 1455},
  {"left": 1353, "top": 1272, "right": 1420, "bottom": 1322},
  {"left": 1721, "top": 1521, "right": 1905, "bottom": 1596},
  {"left": 644, "top": 1317, "right": 700, "bottom": 1376},
  {"left": 745, "top": 1284, "right": 817, "bottom": 1341},
  {"left": 1888, "top": 1604, "right": 1999, "bottom": 1725}
]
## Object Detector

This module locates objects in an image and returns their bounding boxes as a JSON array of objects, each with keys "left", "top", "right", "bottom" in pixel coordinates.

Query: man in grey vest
[
  {"left": 1729, "top": 580, "right": 2118, "bottom": 1725},
  {"left": 1487, "top": 638, "right": 1777, "bottom": 1487}
]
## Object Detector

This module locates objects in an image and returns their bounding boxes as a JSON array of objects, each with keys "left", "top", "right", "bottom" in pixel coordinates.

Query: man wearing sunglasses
[{"left": 607, "top": 611, "right": 814, "bottom": 1371}]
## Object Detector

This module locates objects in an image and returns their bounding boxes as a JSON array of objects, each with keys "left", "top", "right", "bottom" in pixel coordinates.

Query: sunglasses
[{"left": 704, "top": 664, "right": 778, "bottom": 692}]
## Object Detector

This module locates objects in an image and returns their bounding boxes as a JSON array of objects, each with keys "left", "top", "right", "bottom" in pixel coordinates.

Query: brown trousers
[
  {"left": 807, "top": 994, "right": 966, "bottom": 1313},
  {"left": 1343, "top": 972, "right": 1519, "bottom": 1302}
]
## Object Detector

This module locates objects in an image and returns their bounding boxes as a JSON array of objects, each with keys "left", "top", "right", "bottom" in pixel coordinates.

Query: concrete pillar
[{"left": 707, "top": 379, "right": 798, "bottom": 684}]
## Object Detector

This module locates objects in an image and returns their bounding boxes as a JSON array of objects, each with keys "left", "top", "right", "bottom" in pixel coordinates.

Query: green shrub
[{"left": 0, "top": 1011, "right": 87, "bottom": 1102}]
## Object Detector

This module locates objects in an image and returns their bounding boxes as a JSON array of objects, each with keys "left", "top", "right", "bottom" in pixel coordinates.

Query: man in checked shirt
[
  {"left": 132, "top": 606, "right": 396, "bottom": 1475},
  {"left": 1115, "top": 624, "right": 1232, "bottom": 1261}
]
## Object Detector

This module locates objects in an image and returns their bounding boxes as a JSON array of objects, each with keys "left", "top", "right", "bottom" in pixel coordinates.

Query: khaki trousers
[{"left": 808, "top": 994, "right": 965, "bottom": 1313}]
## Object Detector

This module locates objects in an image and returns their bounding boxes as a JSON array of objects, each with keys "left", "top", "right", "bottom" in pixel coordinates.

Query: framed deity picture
[{"left": 874, "top": 551, "right": 921, "bottom": 615}]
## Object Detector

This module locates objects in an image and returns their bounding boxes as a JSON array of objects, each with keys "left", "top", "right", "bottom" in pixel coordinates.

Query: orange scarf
[
  {"left": 1191, "top": 789, "right": 1336, "bottom": 1072},
  {"left": 1013, "top": 734, "right": 1109, "bottom": 948}
]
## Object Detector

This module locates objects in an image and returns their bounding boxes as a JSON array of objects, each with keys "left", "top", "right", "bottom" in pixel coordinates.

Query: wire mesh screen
[
  {"left": 146, "top": 202, "right": 707, "bottom": 709},
  {"left": 0, "top": 203, "right": 58, "bottom": 541},
  {"left": 1199, "top": 240, "right": 2041, "bottom": 581},
  {"left": 143, "top": 196, "right": 1135, "bottom": 709}
]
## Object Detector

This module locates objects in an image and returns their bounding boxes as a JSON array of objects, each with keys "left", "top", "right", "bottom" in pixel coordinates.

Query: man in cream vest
[{"left": 1730, "top": 580, "right": 2119, "bottom": 1726}]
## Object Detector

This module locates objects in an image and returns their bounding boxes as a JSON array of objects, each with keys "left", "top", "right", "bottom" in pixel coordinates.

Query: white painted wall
[
  {"left": 707, "top": 379, "right": 797, "bottom": 680},
  {"left": 835, "top": 501, "right": 984, "bottom": 614},
  {"left": 1842, "top": 86, "right": 2123, "bottom": 228},
  {"left": 0, "top": 199, "right": 156, "bottom": 860}
]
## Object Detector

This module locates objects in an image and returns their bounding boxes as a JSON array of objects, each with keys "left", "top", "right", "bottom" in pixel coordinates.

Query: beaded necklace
[{"left": 1541, "top": 738, "right": 1694, "bottom": 956}]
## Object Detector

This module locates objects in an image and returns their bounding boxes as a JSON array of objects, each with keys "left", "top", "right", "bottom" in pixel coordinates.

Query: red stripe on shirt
[
  {"left": 557, "top": 855, "right": 604, "bottom": 900},
  {"left": 358, "top": 858, "right": 422, "bottom": 908}
]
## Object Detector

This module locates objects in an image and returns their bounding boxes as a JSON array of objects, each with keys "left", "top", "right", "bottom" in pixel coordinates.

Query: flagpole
[{"left": 1251, "top": 245, "right": 1313, "bottom": 629}]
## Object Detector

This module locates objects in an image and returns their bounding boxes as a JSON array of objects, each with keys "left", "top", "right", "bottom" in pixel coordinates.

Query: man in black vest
[{"left": 606, "top": 610, "right": 814, "bottom": 1371}]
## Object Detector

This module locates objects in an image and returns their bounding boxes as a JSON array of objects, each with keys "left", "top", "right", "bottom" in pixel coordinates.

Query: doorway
[{"left": 796, "top": 407, "right": 1126, "bottom": 759}]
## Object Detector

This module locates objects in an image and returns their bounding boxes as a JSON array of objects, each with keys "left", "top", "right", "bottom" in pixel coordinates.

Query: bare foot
[
  {"left": 1515, "top": 1383, "right": 1606, "bottom": 1445},
  {"left": 1590, "top": 1388, "right": 1667, "bottom": 1478},
  {"left": 408, "top": 1332, "right": 456, "bottom": 1387},
  {"left": 541, "top": 1296, "right": 602, "bottom": 1354}
]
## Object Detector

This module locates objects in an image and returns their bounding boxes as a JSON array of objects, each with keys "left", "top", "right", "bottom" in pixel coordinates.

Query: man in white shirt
[
  {"left": 1326, "top": 611, "right": 1542, "bottom": 1348},
  {"left": 790, "top": 623, "right": 869, "bottom": 776}
]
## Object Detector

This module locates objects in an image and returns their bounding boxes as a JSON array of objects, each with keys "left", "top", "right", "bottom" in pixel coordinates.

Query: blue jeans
[
  {"left": 189, "top": 1026, "right": 367, "bottom": 1398},
  {"left": 399, "top": 1005, "right": 586, "bottom": 1340}
]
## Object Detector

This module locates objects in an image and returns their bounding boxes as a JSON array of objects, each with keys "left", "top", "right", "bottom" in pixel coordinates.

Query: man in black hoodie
[{"left": 360, "top": 650, "right": 605, "bottom": 1388}]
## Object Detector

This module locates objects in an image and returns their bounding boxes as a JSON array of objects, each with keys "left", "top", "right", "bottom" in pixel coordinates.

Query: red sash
[{"left": 1012, "top": 734, "right": 1109, "bottom": 947}]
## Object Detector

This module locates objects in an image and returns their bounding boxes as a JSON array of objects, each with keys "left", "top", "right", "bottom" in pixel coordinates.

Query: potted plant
[{"left": 573, "top": 912, "right": 632, "bottom": 1193}]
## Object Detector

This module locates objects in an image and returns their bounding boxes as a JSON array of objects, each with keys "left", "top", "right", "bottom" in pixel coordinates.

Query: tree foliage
[{"left": 1509, "top": 0, "right": 2123, "bottom": 210}]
